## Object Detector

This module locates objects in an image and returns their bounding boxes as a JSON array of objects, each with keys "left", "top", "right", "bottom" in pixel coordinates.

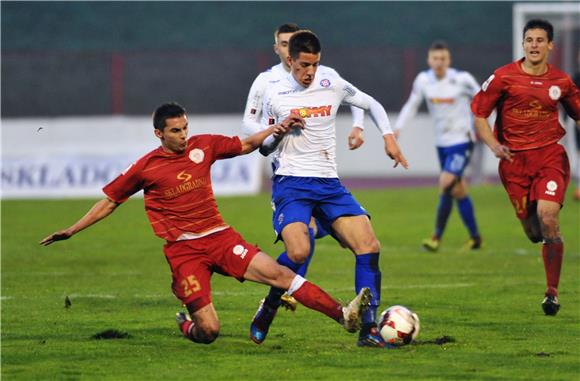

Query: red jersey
[
  {"left": 471, "top": 58, "right": 580, "bottom": 151},
  {"left": 103, "top": 134, "right": 242, "bottom": 242}
]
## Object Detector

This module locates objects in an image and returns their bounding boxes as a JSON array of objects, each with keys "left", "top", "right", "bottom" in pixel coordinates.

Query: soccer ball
[{"left": 378, "top": 305, "right": 420, "bottom": 346}]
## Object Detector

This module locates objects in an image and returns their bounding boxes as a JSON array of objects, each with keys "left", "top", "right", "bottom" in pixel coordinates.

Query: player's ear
[
  {"left": 154, "top": 128, "right": 163, "bottom": 139},
  {"left": 286, "top": 55, "right": 292, "bottom": 67},
  {"left": 273, "top": 43, "right": 279, "bottom": 55}
]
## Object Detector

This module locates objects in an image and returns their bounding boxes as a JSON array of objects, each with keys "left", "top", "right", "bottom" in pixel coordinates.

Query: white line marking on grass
[
  {"left": 68, "top": 293, "right": 117, "bottom": 299},
  {"left": 0, "top": 282, "right": 480, "bottom": 301}
]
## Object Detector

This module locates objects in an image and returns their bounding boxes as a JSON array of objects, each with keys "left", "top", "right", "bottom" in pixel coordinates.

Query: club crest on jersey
[
  {"left": 291, "top": 105, "right": 332, "bottom": 118},
  {"left": 545, "top": 180, "right": 557, "bottom": 196},
  {"left": 232, "top": 244, "right": 248, "bottom": 259},
  {"left": 320, "top": 78, "right": 331, "bottom": 88},
  {"left": 548, "top": 86, "right": 561, "bottom": 101},
  {"left": 189, "top": 148, "right": 204, "bottom": 164}
]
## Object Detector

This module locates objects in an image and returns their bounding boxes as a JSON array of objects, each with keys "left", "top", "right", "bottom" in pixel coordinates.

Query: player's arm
[
  {"left": 39, "top": 198, "right": 119, "bottom": 246},
  {"left": 471, "top": 72, "right": 513, "bottom": 161},
  {"left": 393, "top": 75, "right": 424, "bottom": 138},
  {"left": 341, "top": 81, "right": 408, "bottom": 169},
  {"left": 473, "top": 117, "right": 513, "bottom": 161},
  {"left": 561, "top": 78, "right": 580, "bottom": 127},
  {"left": 348, "top": 106, "right": 365, "bottom": 150},
  {"left": 240, "top": 113, "right": 304, "bottom": 155},
  {"left": 242, "top": 74, "right": 268, "bottom": 137}
]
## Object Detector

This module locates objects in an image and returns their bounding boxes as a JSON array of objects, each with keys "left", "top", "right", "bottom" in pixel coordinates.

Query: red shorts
[
  {"left": 499, "top": 143, "right": 570, "bottom": 219},
  {"left": 163, "top": 228, "right": 260, "bottom": 311}
]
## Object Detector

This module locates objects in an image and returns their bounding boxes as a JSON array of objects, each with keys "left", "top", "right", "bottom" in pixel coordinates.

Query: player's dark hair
[
  {"left": 289, "top": 30, "right": 321, "bottom": 59},
  {"left": 429, "top": 40, "right": 449, "bottom": 52},
  {"left": 275, "top": 23, "right": 300, "bottom": 39},
  {"left": 153, "top": 102, "right": 186, "bottom": 131},
  {"left": 523, "top": 19, "right": 554, "bottom": 42}
]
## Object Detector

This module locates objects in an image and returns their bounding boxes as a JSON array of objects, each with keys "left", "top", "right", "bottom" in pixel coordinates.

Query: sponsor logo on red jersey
[
  {"left": 164, "top": 172, "right": 207, "bottom": 199},
  {"left": 510, "top": 100, "right": 551, "bottom": 121}
]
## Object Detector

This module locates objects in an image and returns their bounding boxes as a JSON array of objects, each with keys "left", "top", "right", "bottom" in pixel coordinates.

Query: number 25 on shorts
[{"left": 181, "top": 275, "right": 201, "bottom": 297}]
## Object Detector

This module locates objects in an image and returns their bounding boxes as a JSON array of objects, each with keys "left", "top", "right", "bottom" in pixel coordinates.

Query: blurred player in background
[
  {"left": 40, "top": 102, "right": 372, "bottom": 344},
  {"left": 242, "top": 23, "right": 366, "bottom": 310},
  {"left": 395, "top": 41, "right": 482, "bottom": 252},
  {"left": 249, "top": 30, "right": 408, "bottom": 348},
  {"left": 573, "top": 50, "right": 580, "bottom": 201},
  {"left": 472, "top": 19, "right": 580, "bottom": 316}
]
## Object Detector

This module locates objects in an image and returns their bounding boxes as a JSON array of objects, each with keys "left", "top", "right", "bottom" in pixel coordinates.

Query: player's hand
[
  {"left": 384, "top": 134, "right": 409, "bottom": 169},
  {"left": 348, "top": 127, "right": 364, "bottom": 150},
  {"left": 39, "top": 229, "right": 73, "bottom": 246},
  {"left": 491, "top": 143, "right": 514, "bottom": 162},
  {"left": 274, "top": 113, "right": 305, "bottom": 138}
]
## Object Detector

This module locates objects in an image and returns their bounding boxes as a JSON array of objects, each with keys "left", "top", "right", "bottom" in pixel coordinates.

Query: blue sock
[
  {"left": 265, "top": 228, "right": 315, "bottom": 307},
  {"left": 355, "top": 253, "right": 381, "bottom": 327},
  {"left": 457, "top": 196, "right": 480, "bottom": 238},
  {"left": 434, "top": 194, "right": 453, "bottom": 239}
]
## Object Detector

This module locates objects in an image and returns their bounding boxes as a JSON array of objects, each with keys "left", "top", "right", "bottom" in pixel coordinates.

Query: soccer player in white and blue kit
[
  {"left": 249, "top": 30, "right": 408, "bottom": 348},
  {"left": 242, "top": 24, "right": 366, "bottom": 310},
  {"left": 394, "top": 41, "right": 482, "bottom": 251}
]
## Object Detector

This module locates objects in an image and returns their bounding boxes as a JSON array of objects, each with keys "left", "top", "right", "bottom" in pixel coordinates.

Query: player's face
[
  {"left": 274, "top": 32, "right": 294, "bottom": 70},
  {"left": 155, "top": 115, "right": 189, "bottom": 154},
  {"left": 427, "top": 49, "right": 450, "bottom": 78},
  {"left": 288, "top": 52, "right": 320, "bottom": 87},
  {"left": 523, "top": 28, "right": 553, "bottom": 65}
]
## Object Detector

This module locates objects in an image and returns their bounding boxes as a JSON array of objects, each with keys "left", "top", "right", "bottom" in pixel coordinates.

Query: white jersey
[
  {"left": 394, "top": 68, "right": 480, "bottom": 147},
  {"left": 263, "top": 66, "right": 392, "bottom": 178},
  {"left": 242, "top": 64, "right": 365, "bottom": 137}
]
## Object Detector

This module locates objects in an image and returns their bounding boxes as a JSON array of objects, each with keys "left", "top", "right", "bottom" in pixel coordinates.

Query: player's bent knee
[
  {"left": 195, "top": 322, "right": 220, "bottom": 344},
  {"left": 355, "top": 237, "right": 381, "bottom": 254},
  {"left": 526, "top": 232, "right": 543, "bottom": 243},
  {"left": 286, "top": 246, "right": 310, "bottom": 264}
]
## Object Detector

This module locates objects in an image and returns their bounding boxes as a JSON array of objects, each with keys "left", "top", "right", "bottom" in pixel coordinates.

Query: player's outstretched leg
[{"left": 245, "top": 252, "right": 369, "bottom": 344}]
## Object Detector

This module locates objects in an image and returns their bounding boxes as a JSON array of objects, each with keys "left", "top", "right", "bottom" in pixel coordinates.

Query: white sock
[{"left": 286, "top": 275, "right": 306, "bottom": 296}]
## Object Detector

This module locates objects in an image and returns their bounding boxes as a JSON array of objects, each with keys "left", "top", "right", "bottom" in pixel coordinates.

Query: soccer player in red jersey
[
  {"left": 40, "top": 102, "right": 371, "bottom": 344},
  {"left": 471, "top": 19, "right": 580, "bottom": 316}
]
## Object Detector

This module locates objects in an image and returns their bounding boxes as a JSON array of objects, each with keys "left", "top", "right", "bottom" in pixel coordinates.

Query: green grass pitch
[{"left": 2, "top": 185, "right": 579, "bottom": 380}]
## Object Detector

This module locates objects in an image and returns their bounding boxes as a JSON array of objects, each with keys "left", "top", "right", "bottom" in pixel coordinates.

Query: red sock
[
  {"left": 542, "top": 241, "right": 563, "bottom": 297},
  {"left": 291, "top": 281, "right": 343, "bottom": 322},
  {"left": 180, "top": 320, "right": 194, "bottom": 338}
]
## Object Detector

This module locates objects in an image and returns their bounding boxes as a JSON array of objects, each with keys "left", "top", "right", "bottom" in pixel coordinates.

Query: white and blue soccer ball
[{"left": 378, "top": 305, "right": 420, "bottom": 346}]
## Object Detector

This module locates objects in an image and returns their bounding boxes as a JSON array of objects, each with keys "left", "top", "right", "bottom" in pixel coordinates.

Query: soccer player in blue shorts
[
  {"left": 248, "top": 30, "right": 408, "bottom": 348},
  {"left": 241, "top": 23, "right": 367, "bottom": 310},
  {"left": 394, "top": 41, "right": 482, "bottom": 252}
]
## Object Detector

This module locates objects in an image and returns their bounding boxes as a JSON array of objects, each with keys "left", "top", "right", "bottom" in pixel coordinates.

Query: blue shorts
[
  {"left": 437, "top": 142, "right": 473, "bottom": 177},
  {"left": 271, "top": 176, "right": 369, "bottom": 239}
]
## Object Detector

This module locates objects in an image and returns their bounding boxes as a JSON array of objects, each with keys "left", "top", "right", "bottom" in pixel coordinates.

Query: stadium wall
[
  {"left": 1, "top": 113, "right": 505, "bottom": 199},
  {"left": 1, "top": 2, "right": 514, "bottom": 117}
]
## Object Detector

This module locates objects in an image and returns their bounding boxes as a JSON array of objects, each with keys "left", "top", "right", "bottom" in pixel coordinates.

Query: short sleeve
[
  {"left": 210, "top": 135, "right": 243, "bottom": 161},
  {"left": 561, "top": 77, "right": 580, "bottom": 121},
  {"left": 471, "top": 71, "right": 504, "bottom": 118},
  {"left": 102, "top": 161, "right": 145, "bottom": 203}
]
